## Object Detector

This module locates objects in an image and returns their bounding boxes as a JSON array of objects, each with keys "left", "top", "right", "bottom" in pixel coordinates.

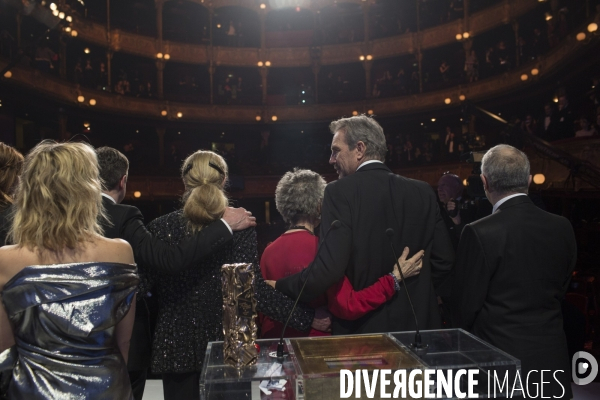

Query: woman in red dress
[{"left": 261, "top": 168, "right": 423, "bottom": 338}]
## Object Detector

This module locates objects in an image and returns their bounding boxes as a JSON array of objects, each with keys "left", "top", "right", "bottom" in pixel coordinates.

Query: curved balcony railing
[
  {"left": 2, "top": 28, "right": 596, "bottom": 124},
  {"left": 70, "top": 0, "right": 538, "bottom": 67},
  {"left": 120, "top": 137, "right": 600, "bottom": 201}
]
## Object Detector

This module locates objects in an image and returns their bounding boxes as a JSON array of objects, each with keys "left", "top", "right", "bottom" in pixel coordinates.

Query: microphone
[
  {"left": 275, "top": 220, "right": 342, "bottom": 362},
  {"left": 385, "top": 228, "right": 428, "bottom": 355}
]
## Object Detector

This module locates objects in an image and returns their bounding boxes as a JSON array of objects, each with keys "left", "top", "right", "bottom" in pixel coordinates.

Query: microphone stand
[
  {"left": 275, "top": 220, "right": 341, "bottom": 362},
  {"left": 385, "top": 228, "right": 429, "bottom": 355}
]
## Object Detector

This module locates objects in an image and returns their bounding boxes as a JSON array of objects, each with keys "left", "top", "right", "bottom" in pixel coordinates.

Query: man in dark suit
[
  {"left": 276, "top": 115, "right": 454, "bottom": 334},
  {"left": 451, "top": 144, "right": 576, "bottom": 399},
  {"left": 96, "top": 147, "right": 255, "bottom": 400}
]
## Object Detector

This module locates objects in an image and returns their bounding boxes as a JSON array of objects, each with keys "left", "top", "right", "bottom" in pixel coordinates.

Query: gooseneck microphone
[
  {"left": 385, "top": 228, "right": 428, "bottom": 355},
  {"left": 275, "top": 220, "right": 342, "bottom": 362}
]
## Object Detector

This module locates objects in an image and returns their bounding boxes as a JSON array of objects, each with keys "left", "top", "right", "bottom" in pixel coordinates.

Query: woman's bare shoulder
[{"left": 90, "top": 236, "right": 134, "bottom": 265}]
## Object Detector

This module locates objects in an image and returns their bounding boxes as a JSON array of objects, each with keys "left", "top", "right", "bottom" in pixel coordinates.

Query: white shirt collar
[
  {"left": 356, "top": 160, "right": 383, "bottom": 171},
  {"left": 101, "top": 192, "right": 117, "bottom": 204},
  {"left": 492, "top": 193, "right": 526, "bottom": 214}
]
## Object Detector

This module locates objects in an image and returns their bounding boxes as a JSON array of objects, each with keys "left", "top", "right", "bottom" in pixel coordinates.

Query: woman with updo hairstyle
[
  {"left": 144, "top": 150, "right": 315, "bottom": 400},
  {"left": 0, "top": 143, "right": 23, "bottom": 245},
  {"left": 0, "top": 140, "right": 138, "bottom": 399},
  {"left": 261, "top": 168, "right": 425, "bottom": 338}
]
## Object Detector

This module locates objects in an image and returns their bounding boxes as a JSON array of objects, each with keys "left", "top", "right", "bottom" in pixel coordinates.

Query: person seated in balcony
[
  {"left": 260, "top": 168, "right": 424, "bottom": 339},
  {"left": 520, "top": 114, "right": 538, "bottom": 136},
  {"left": 575, "top": 115, "right": 598, "bottom": 137},
  {"left": 464, "top": 50, "right": 479, "bottom": 83},
  {"left": 439, "top": 60, "right": 450, "bottom": 83}
]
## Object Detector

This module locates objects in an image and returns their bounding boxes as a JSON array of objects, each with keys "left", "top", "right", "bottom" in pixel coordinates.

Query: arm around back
[{"left": 119, "top": 205, "right": 233, "bottom": 274}]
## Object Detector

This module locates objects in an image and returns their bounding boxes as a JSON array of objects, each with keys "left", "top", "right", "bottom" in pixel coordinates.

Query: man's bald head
[
  {"left": 437, "top": 174, "right": 463, "bottom": 204},
  {"left": 481, "top": 144, "right": 530, "bottom": 195}
]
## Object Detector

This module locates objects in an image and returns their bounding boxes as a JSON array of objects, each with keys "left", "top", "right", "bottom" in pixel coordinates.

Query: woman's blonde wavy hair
[
  {"left": 9, "top": 140, "right": 106, "bottom": 251},
  {"left": 0, "top": 142, "right": 24, "bottom": 208},
  {"left": 181, "top": 150, "right": 228, "bottom": 232}
]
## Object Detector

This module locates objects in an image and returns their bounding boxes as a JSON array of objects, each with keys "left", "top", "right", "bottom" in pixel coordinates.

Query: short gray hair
[
  {"left": 275, "top": 168, "right": 326, "bottom": 224},
  {"left": 329, "top": 115, "right": 387, "bottom": 161},
  {"left": 481, "top": 144, "right": 530, "bottom": 194}
]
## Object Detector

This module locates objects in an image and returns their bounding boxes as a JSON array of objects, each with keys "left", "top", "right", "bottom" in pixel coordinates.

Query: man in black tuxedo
[
  {"left": 276, "top": 116, "right": 454, "bottom": 334},
  {"left": 451, "top": 144, "right": 575, "bottom": 399},
  {"left": 97, "top": 147, "right": 255, "bottom": 400}
]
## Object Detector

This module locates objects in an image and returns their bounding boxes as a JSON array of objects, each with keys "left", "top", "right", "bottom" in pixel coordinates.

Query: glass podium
[{"left": 200, "top": 329, "right": 521, "bottom": 399}]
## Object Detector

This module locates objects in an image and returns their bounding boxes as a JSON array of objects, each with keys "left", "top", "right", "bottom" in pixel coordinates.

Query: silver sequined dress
[
  {"left": 0, "top": 262, "right": 139, "bottom": 400},
  {"left": 146, "top": 210, "right": 315, "bottom": 374}
]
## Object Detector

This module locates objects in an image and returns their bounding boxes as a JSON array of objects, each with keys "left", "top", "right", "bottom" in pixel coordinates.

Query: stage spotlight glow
[
  {"left": 257, "top": 61, "right": 263, "bottom": 67},
  {"left": 84, "top": 48, "right": 90, "bottom": 54},
  {"left": 521, "top": 74, "right": 529, "bottom": 81},
  {"left": 271, "top": 115, "right": 277, "bottom": 121},
  {"left": 260, "top": 4, "right": 266, "bottom": 9},
  {"left": 366, "top": 55, "right": 373, "bottom": 60},
  {"left": 531, "top": 68, "right": 539, "bottom": 76},
  {"left": 50, "top": 3, "right": 57, "bottom": 10},
  {"left": 367, "top": 109, "right": 374, "bottom": 115},
  {"left": 463, "top": 32, "right": 470, "bottom": 39},
  {"left": 463, "top": 179, "right": 467, "bottom": 186},
  {"left": 65, "top": 27, "right": 71, "bottom": 32},
  {"left": 533, "top": 174, "right": 545, "bottom": 184},
  {"left": 459, "top": 94, "right": 466, "bottom": 101},
  {"left": 359, "top": 55, "right": 365, "bottom": 61},
  {"left": 89, "top": 99, "right": 96, "bottom": 106},
  {"left": 71, "top": 30, "right": 78, "bottom": 37},
  {"left": 588, "top": 23, "right": 598, "bottom": 33},
  {"left": 58, "top": 12, "right": 65, "bottom": 19},
  {"left": 577, "top": 32, "right": 586, "bottom": 41},
  {"left": 77, "top": 95, "right": 85, "bottom": 102},
  {"left": 256, "top": 115, "right": 261, "bottom": 121},
  {"left": 177, "top": 112, "right": 183, "bottom": 118},
  {"left": 265, "top": 61, "right": 271, "bottom": 67},
  {"left": 164, "top": 54, "right": 170, "bottom": 60},
  {"left": 134, "top": 191, "right": 142, "bottom": 198},
  {"left": 444, "top": 98, "right": 451, "bottom": 104},
  {"left": 3, "top": 71, "right": 12, "bottom": 78},
  {"left": 352, "top": 111, "right": 358, "bottom": 116},
  {"left": 456, "top": 33, "right": 462, "bottom": 40},
  {"left": 156, "top": 53, "right": 163, "bottom": 59},
  {"left": 161, "top": 110, "right": 167, "bottom": 116},
  {"left": 66, "top": 16, "right": 72, "bottom": 22}
]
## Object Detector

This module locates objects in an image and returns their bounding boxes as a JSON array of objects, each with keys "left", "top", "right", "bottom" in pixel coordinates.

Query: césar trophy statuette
[{"left": 222, "top": 263, "right": 258, "bottom": 368}]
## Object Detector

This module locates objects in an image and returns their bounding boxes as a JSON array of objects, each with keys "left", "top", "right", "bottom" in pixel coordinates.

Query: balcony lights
[{"left": 77, "top": 95, "right": 85, "bottom": 102}]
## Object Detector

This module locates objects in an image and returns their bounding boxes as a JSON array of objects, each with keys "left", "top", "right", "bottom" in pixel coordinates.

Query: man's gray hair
[
  {"left": 481, "top": 144, "right": 530, "bottom": 194},
  {"left": 275, "top": 168, "right": 326, "bottom": 224},
  {"left": 329, "top": 115, "right": 387, "bottom": 161}
]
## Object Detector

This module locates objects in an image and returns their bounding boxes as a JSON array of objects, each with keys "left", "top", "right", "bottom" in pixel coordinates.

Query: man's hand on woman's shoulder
[{"left": 223, "top": 207, "right": 257, "bottom": 231}]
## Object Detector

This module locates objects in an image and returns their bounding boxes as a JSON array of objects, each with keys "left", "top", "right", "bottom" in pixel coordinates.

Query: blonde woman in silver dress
[{"left": 0, "top": 141, "right": 138, "bottom": 399}]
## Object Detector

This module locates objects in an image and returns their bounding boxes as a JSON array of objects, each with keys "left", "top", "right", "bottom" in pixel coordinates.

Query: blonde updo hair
[
  {"left": 0, "top": 142, "right": 24, "bottom": 208},
  {"left": 9, "top": 140, "right": 105, "bottom": 251},
  {"left": 181, "top": 150, "right": 228, "bottom": 231}
]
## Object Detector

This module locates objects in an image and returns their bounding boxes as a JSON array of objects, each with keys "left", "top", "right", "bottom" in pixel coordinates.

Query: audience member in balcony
[
  {"left": 520, "top": 114, "right": 538, "bottom": 136},
  {"left": 83, "top": 59, "right": 95, "bottom": 88},
  {"left": 575, "top": 116, "right": 598, "bottom": 137},
  {"left": 464, "top": 50, "right": 479, "bottom": 83},
  {"left": 395, "top": 68, "right": 407, "bottom": 94},
  {"left": 439, "top": 60, "right": 451, "bottom": 83},
  {"left": 96, "top": 147, "right": 255, "bottom": 400},
  {"left": 0, "top": 30, "right": 15, "bottom": 58},
  {"left": 34, "top": 45, "right": 56, "bottom": 73},
  {"left": 226, "top": 21, "right": 236, "bottom": 47},
  {"left": 0, "top": 141, "right": 138, "bottom": 399},
  {"left": 0, "top": 143, "right": 23, "bottom": 245},
  {"left": 530, "top": 28, "right": 548, "bottom": 59},
  {"left": 556, "top": 94, "right": 575, "bottom": 139},
  {"left": 496, "top": 41, "right": 510, "bottom": 72},
  {"left": 73, "top": 60, "right": 83, "bottom": 85},
  {"left": 261, "top": 168, "right": 423, "bottom": 338},
  {"left": 483, "top": 47, "right": 495, "bottom": 78},
  {"left": 98, "top": 62, "right": 108, "bottom": 89},
  {"left": 410, "top": 70, "right": 420, "bottom": 94},
  {"left": 451, "top": 144, "right": 575, "bottom": 400},
  {"left": 444, "top": 126, "right": 458, "bottom": 159},
  {"left": 143, "top": 151, "right": 317, "bottom": 400},
  {"left": 540, "top": 103, "right": 559, "bottom": 141}
]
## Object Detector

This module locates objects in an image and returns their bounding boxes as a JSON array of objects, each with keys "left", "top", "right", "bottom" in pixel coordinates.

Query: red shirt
[{"left": 259, "top": 231, "right": 397, "bottom": 338}]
